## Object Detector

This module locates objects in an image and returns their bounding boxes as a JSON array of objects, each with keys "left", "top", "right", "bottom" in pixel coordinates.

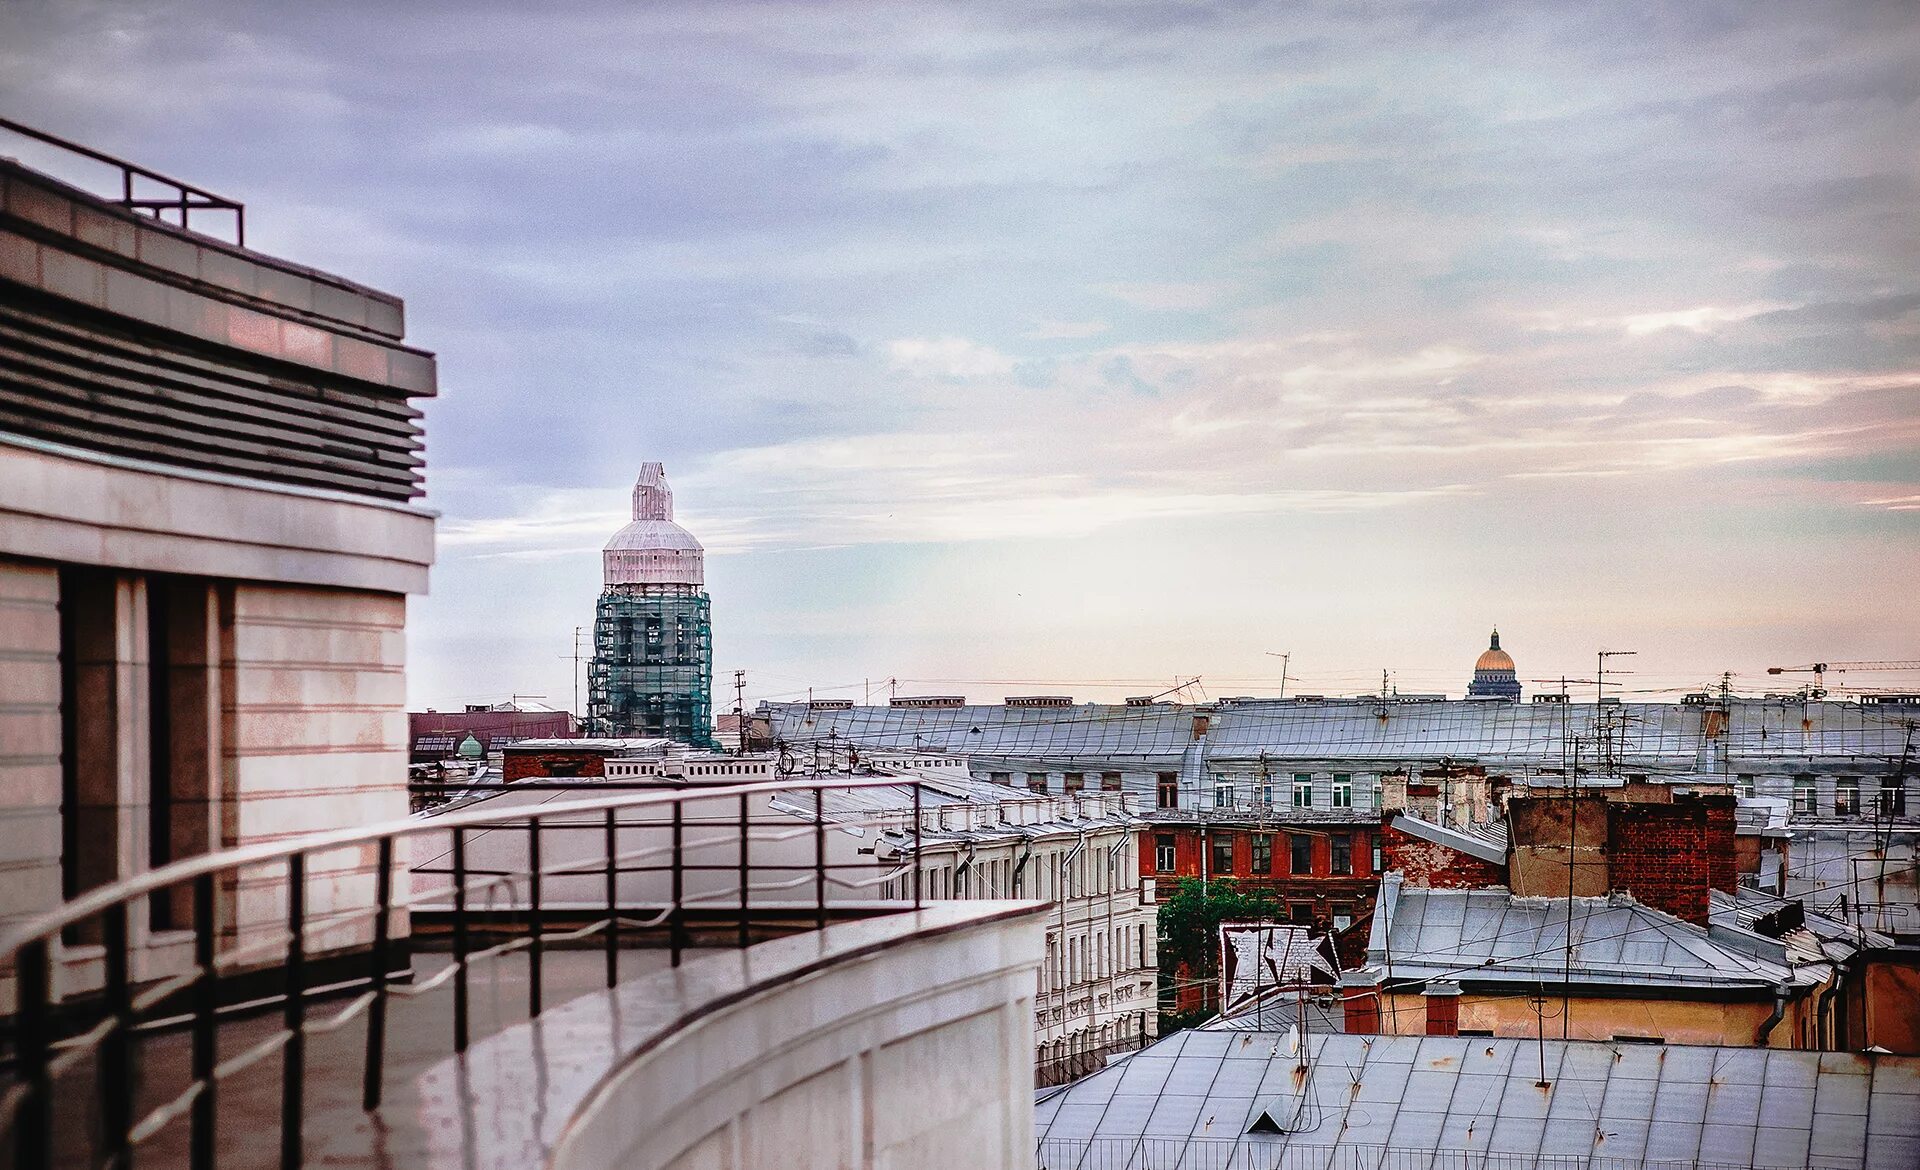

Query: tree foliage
[{"left": 1156, "top": 877, "right": 1287, "bottom": 981}]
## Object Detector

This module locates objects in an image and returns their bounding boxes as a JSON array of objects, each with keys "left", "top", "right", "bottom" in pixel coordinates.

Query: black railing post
[
  {"left": 190, "top": 872, "right": 217, "bottom": 1170},
  {"left": 669, "top": 802, "right": 684, "bottom": 967},
  {"left": 603, "top": 808, "right": 619, "bottom": 988},
  {"left": 452, "top": 827, "right": 470, "bottom": 1053},
  {"left": 737, "top": 792, "right": 750, "bottom": 948},
  {"left": 527, "top": 817, "right": 543, "bottom": 1019},
  {"left": 362, "top": 836, "right": 393, "bottom": 1111},
  {"left": 101, "top": 902, "right": 134, "bottom": 1167},
  {"left": 912, "top": 784, "right": 924, "bottom": 909},
  {"left": 813, "top": 787, "right": 827, "bottom": 931},
  {"left": 281, "top": 853, "right": 307, "bottom": 1169},
  {"left": 13, "top": 937, "right": 52, "bottom": 1170}
]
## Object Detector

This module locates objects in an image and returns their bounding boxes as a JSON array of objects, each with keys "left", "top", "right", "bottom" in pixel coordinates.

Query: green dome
[{"left": 456, "top": 733, "right": 484, "bottom": 759}]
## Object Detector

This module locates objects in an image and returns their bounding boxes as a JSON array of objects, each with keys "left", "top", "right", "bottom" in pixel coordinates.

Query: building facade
[
  {"left": 0, "top": 136, "right": 435, "bottom": 988},
  {"left": 587, "top": 462, "right": 716, "bottom": 747}
]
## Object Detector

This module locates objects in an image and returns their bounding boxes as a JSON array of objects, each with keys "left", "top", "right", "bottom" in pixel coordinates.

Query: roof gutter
[{"left": 1816, "top": 958, "right": 1850, "bottom": 1050}]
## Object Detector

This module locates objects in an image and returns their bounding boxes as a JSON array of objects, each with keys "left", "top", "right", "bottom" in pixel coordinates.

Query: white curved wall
[{"left": 551, "top": 907, "right": 1044, "bottom": 1170}]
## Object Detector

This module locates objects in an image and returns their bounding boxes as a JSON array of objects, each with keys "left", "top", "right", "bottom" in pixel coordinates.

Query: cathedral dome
[
  {"left": 602, "top": 463, "right": 706, "bottom": 586},
  {"left": 1466, "top": 629, "right": 1521, "bottom": 700}
]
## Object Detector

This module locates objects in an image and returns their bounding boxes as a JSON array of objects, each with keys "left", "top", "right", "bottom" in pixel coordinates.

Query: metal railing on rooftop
[
  {"left": 0, "top": 116, "right": 246, "bottom": 246},
  {"left": 1035, "top": 1138, "right": 1793, "bottom": 1170},
  {"left": 0, "top": 775, "right": 930, "bottom": 1169}
]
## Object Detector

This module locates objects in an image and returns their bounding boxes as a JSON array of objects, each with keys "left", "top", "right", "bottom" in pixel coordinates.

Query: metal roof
[
  {"left": 1033, "top": 1030, "right": 1919, "bottom": 1168},
  {"left": 763, "top": 698, "right": 1914, "bottom": 771},
  {"left": 1361, "top": 879, "right": 1812, "bottom": 991},
  {"left": 1387, "top": 812, "right": 1509, "bottom": 864}
]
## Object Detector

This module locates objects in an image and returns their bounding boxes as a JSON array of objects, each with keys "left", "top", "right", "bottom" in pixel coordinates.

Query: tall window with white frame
[
  {"left": 1834, "top": 777, "right": 1858, "bottom": 816},
  {"left": 1214, "top": 778, "right": 1234, "bottom": 808},
  {"left": 1332, "top": 773, "right": 1352, "bottom": 809},
  {"left": 1793, "top": 774, "right": 1817, "bottom": 815},
  {"left": 1292, "top": 773, "right": 1313, "bottom": 808}
]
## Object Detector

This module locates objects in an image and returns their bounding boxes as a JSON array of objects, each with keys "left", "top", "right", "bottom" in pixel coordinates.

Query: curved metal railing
[{"left": 0, "top": 774, "right": 929, "bottom": 1169}]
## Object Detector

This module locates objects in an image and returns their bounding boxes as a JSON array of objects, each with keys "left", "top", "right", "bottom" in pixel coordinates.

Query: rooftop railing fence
[
  {"left": 0, "top": 116, "right": 247, "bottom": 246},
  {"left": 0, "top": 776, "right": 931, "bottom": 1169},
  {"left": 1035, "top": 1138, "right": 1794, "bottom": 1170}
]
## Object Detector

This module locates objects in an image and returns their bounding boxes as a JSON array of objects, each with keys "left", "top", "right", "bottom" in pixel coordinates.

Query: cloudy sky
[{"left": 6, "top": 1, "right": 1917, "bottom": 708}]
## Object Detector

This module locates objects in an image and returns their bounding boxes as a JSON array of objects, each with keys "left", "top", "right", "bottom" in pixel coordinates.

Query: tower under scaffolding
[{"left": 587, "top": 463, "right": 717, "bottom": 748}]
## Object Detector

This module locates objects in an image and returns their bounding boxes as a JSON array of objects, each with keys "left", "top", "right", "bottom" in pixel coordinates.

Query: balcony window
[
  {"left": 1214, "top": 780, "right": 1234, "bottom": 809},
  {"left": 1332, "top": 774, "right": 1353, "bottom": 808},
  {"left": 1793, "top": 774, "right": 1817, "bottom": 814},
  {"left": 1251, "top": 833, "right": 1273, "bottom": 874},
  {"left": 1736, "top": 773, "right": 1755, "bottom": 799},
  {"left": 1027, "top": 772, "right": 1049, "bottom": 792},
  {"left": 1331, "top": 834, "right": 1352, "bottom": 875},
  {"left": 1293, "top": 774, "right": 1314, "bottom": 807},
  {"left": 1155, "top": 834, "right": 1176, "bottom": 874},
  {"left": 1212, "top": 834, "right": 1234, "bottom": 876},
  {"left": 1063, "top": 771, "right": 1085, "bottom": 793},
  {"left": 1290, "top": 834, "right": 1312, "bottom": 875},
  {"left": 1101, "top": 771, "right": 1122, "bottom": 791},
  {"left": 1157, "top": 772, "right": 1179, "bottom": 808},
  {"left": 1257, "top": 779, "right": 1274, "bottom": 805}
]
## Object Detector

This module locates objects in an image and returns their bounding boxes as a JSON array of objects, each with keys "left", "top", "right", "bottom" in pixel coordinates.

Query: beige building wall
[
  {"left": 0, "top": 561, "right": 64, "bottom": 932},
  {"left": 1378, "top": 991, "right": 1813, "bottom": 1048}
]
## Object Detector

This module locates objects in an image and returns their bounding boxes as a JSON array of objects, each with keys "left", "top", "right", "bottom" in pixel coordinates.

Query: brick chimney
[{"left": 1605, "top": 793, "right": 1737, "bottom": 927}]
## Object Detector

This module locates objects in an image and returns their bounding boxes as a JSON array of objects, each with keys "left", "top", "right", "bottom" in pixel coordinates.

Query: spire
[
  {"left": 632, "top": 462, "right": 673, "bottom": 521},
  {"left": 1489, "top": 628, "right": 1501, "bottom": 651}
]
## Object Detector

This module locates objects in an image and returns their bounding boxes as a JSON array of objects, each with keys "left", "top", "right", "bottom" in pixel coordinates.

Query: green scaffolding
[{"left": 586, "top": 586, "right": 716, "bottom": 748}]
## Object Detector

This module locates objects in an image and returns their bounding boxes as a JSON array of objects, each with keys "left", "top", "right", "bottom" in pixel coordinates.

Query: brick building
[{"left": 1141, "top": 809, "right": 1380, "bottom": 933}]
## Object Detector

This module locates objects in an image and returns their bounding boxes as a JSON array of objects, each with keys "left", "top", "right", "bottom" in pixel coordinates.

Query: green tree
[{"left": 1157, "top": 877, "right": 1286, "bottom": 1028}]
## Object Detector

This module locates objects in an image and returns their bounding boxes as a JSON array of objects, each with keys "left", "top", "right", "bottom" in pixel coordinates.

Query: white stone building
[{"left": 0, "top": 141, "right": 435, "bottom": 994}]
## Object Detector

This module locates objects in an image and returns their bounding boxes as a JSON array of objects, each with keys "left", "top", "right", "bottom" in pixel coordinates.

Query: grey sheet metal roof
[
  {"left": 1388, "top": 812, "right": 1509, "bottom": 864},
  {"left": 1364, "top": 879, "right": 1812, "bottom": 991},
  {"left": 1033, "top": 1030, "right": 1919, "bottom": 1169},
  {"left": 1711, "top": 886, "right": 1895, "bottom": 962},
  {"left": 764, "top": 698, "right": 1910, "bottom": 770}
]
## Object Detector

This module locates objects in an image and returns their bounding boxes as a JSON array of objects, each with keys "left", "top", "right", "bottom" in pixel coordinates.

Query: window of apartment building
[
  {"left": 1063, "top": 771, "right": 1084, "bottom": 793},
  {"left": 1879, "top": 780, "right": 1908, "bottom": 817},
  {"left": 1214, "top": 779, "right": 1234, "bottom": 808},
  {"left": 1332, "top": 904, "right": 1354, "bottom": 931},
  {"left": 1212, "top": 834, "right": 1235, "bottom": 875},
  {"left": 1155, "top": 834, "right": 1176, "bottom": 873},
  {"left": 1373, "top": 840, "right": 1384, "bottom": 873},
  {"left": 1293, "top": 774, "right": 1313, "bottom": 807},
  {"left": 1288, "top": 902, "right": 1313, "bottom": 924},
  {"left": 1256, "top": 777, "right": 1273, "bottom": 805},
  {"left": 1250, "top": 833, "right": 1273, "bottom": 874},
  {"left": 1290, "top": 833, "right": 1313, "bottom": 875},
  {"left": 1834, "top": 778, "right": 1858, "bottom": 815},
  {"left": 1736, "top": 773, "right": 1755, "bottom": 799},
  {"left": 1157, "top": 772, "right": 1179, "bottom": 809},
  {"left": 989, "top": 771, "right": 1011, "bottom": 785},
  {"left": 1101, "top": 771, "right": 1122, "bottom": 791},
  {"left": 1793, "top": 774, "right": 1817, "bottom": 814},
  {"left": 1027, "top": 771, "right": 1049, "bottom": 792},
  {"left": 1330, "top": 834, "right": 1352, "bottom": 876},
  {"left": 1332, "top": 774, "right": 1353, "bottom": 808}
]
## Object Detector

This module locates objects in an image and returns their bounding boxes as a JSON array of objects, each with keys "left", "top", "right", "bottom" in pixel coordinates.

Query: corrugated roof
[{"left": 1034, "top": 1030, "right": 1919, "bottom": 1168}]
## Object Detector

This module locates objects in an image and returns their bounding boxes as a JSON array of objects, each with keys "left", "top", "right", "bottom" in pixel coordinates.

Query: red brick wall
[
  {"left": 1703, "top": 797, "right": 1738, "bottom": 894},
  {"left": 1607, "top": 802, "right": 1709, "bottom": 925},
  {"left": 1379, "top": 823, "right": 1506, "bottom": 889},
  {"left": 502, "top": 750, "right": 608, "bottom": 782}
]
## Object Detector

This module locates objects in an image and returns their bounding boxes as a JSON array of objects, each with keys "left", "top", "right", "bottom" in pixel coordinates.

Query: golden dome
[
  {"left": 1475, "top": 646, "right": 1515, "bottom": 673},
  {"left": 1474, "top": 629, "right": 1514, "bottom": 673}
]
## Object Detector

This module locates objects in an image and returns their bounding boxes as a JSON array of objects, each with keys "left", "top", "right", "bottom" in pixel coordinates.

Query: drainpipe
[
  {"left": 1755, "top": 982, "right": 1790, "bottom": 1047},
  {"left": 1816, "top": 959, "right": 1850, "bottom": 1050}
]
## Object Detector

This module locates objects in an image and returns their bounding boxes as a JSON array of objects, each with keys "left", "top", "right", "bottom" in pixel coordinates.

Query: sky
[{"left": 5, "top": 1, "right": 1917, "bottom": 710}]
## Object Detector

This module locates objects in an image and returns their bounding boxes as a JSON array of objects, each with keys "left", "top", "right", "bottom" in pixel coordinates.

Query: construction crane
[{"left": 1766, "top": 661, "right": 1920, "bottom": 699}]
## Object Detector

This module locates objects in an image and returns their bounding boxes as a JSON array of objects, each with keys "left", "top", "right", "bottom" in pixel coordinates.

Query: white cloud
[{"left": 884, "top": 336, "right": 1017, "bottom": 380}]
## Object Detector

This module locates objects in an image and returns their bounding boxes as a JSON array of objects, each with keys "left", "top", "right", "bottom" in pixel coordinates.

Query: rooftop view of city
[{"left": 1, "top": 3, "right": 1915, "bottom": 1168}]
